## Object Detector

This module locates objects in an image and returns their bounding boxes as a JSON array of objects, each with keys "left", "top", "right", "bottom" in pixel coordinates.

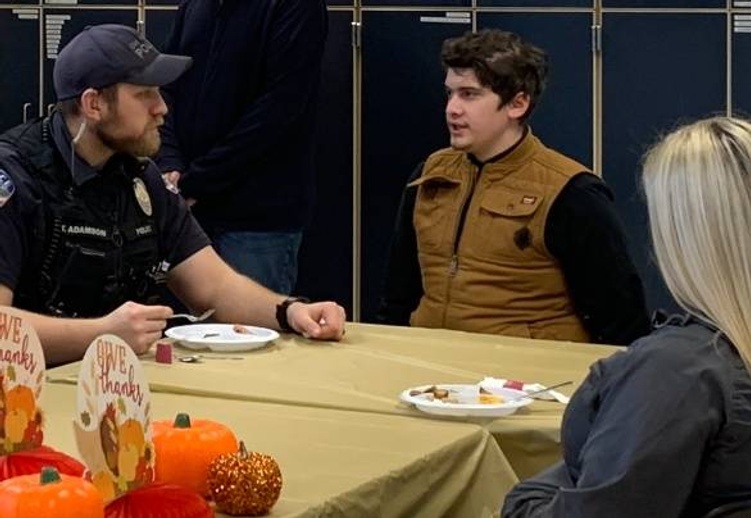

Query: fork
[
  {"left": 505, "top": 381, "right": 573, "bottom": 402},
  {"left": 168, "top": 308, "right": 216, "bottom": 323},
  {"left": 178, "top": 354, "right": 244, "bottom": 363}
]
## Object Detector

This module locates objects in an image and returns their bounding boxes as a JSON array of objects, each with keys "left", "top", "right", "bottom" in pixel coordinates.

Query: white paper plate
[
  {"left": 399, "top": 384, "right": 533, "bottom": 417},
  {"left": 165, "top": 324, "right": 279, "bottom": 352}
]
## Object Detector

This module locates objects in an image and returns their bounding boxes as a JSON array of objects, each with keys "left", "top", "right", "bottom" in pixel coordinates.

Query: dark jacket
[
  {"left": 158, "top": 0, "right": 328, "bottom": 231},
  {"left": 502, "top": 317, "right": 751, "bottom": 517}
]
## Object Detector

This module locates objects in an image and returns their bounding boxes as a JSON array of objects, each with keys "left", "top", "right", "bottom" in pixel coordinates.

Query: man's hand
[
  {"left": 287, "top": 301, "right": 346, "bottom": 341},
  {"left": 162, "top": 170, "right": 196, "bottom": 206},
  {"left": 162, "top": 170, "right": 182, "bottom": 189},
  {"left": 99, "top": 301, "right": 173, "bottom": 354}
]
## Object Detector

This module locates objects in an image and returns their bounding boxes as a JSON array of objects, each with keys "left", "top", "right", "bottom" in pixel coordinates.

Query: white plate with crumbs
[
  {"left": 166, "top": 324, "right": 279, "bottom": 352},
  {"left": 399, "top": 384, "right": 532, "bottom": 417}
]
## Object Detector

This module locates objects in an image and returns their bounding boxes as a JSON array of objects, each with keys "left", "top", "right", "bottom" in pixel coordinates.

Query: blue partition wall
[
  {"left": 603, "top": 0, "right": 723, "bottom": 6},
  {"left": 0, "top": 8, "right": 39, "bottom": 130},
  {"left": 602, "top": 12, "right": 727, "bottom": 313},
  {"left": 732, "top": 15, "right": 751, "bottom": 117},
  {"left": 480, "top": 0, "right": 592, "bottom": 6}
]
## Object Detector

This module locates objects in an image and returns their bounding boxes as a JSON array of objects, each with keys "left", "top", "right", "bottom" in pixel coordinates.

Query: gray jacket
[{"left": 503, "top": 317, "right": 751, "bottom": 518}]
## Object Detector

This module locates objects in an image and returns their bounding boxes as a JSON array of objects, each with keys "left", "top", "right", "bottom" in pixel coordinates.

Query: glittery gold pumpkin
[{"left": 207, "top": 441, "right": 282, "bottom": 516}]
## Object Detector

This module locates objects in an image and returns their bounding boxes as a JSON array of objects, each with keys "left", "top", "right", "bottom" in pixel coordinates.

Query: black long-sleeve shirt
[{"left": 377, "top": 161, "right": 649, "bottom": 346}]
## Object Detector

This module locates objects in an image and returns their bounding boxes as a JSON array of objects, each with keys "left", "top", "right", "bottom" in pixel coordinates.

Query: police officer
[{"left": 0, "top": 24, "right": 346, "bottom": 365}]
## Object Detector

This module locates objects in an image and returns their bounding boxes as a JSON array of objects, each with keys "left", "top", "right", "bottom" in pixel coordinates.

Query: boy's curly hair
[{"left": 441, "top": 29, "right": 548, "bottom": 120}]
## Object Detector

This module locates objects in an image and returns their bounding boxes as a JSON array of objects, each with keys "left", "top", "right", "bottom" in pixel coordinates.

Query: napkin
[{"left": 479, "top": 377, "right": 570, "bottom": 404}]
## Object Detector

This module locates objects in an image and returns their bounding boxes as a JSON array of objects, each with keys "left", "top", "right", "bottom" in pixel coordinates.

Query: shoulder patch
[{"left": 0, "top": 169, "right": 15, "bottom": 208}]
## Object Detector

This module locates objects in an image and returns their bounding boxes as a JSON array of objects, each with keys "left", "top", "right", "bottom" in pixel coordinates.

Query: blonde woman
[{"left": 502, "top": 116, "right": 751, "bottom": 517}]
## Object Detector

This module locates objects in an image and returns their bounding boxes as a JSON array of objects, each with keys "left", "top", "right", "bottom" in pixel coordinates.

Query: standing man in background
[{"left": 158, "top": 0, "right": 328, "bottom": 294}]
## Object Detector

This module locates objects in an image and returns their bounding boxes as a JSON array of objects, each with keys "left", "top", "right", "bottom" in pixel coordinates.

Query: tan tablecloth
[
  {"left": 48, "top": 323, "right": 620, "bottom": 479},
  {"left": 42, "top": 384, "right": 512, "bottom": 518}
]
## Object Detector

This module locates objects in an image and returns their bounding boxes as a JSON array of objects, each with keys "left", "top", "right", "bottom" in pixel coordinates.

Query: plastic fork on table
[
  {"left": 505, "top": 381, "right": 574, "bottom": 402},
  {"left": 168, "top": 308, "right": 215, "bottom": 323}
]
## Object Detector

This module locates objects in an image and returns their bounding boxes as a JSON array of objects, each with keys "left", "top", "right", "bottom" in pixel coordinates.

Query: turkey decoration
[
  {"left": 0, "top": 307, "right": 85, "bottom": 480},
  {"left": 74, "top": 334, "right": 213, "bottom": 518}
]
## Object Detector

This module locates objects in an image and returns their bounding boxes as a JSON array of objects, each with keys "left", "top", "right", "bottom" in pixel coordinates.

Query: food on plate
[
  {"left": 408, "top": 385, "right": 505, "bottom": 405},
  {"left": 409, "top": 385, "right": 450, "bottom": 400},
  {"left": 408, "top": 386, "right": 456, "bottom": 402},
  {"left": 232, "top": 325, "right": 252, "bottom": 334},
  {"left": 478, "top": 393, "right": 505, "bottom": 404},
  {"left": 478, "top": 386, "right": 505, "bottom": 404},
  {"left": 432, "top": 388, "right": 449, "bottom": 400}
]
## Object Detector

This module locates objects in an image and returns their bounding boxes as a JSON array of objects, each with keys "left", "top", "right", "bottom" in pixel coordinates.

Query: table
[
  {"left": 42, "top": 384, "right": 512, "bottom": 518},
  {"left": 48, "top": 323, "right": 620, "bottom": 479}
]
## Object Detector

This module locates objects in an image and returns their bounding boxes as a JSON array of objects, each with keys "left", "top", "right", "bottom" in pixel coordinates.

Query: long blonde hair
[{"left": 642, "top": 116, "right": 751, "bottom": 371}]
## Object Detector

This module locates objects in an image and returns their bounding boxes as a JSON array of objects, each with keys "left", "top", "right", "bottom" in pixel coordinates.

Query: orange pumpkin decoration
[
  {"left": 105, "top": 483, "right": 214, "bottom": 518},
  {"left": 0, "top": 466, "right": 104, "bottom": 517},
  {"left": 0, "top": 445, "right": 85, "bottom": 481},
  {"left": 151, "top": 413, "right": 237, "bottom": 496},
  {"left": 207, "top": 441, "right": 282, "bottom": 516}
]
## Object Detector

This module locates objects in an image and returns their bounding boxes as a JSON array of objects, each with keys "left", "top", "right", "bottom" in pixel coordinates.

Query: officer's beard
[{"left": 95, "top": 117, "right": 162, "bottom": 158}]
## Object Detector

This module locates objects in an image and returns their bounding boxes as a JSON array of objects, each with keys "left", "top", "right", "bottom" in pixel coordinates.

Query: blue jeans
[{"left": 209, "top": 230, "right": 303, "bottom": 295}]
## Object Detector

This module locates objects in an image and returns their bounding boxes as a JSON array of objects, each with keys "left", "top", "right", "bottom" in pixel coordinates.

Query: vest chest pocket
[
  {"left": 409, "top": 174, "right": 462, "bottom": 252},
  {"left": 466, "top": 188, "right": 545, "bottom": 261}
]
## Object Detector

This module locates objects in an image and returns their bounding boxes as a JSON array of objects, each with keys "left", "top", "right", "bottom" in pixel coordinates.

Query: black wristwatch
[{"left": 275, "top": 296, "right": 311, "bottom": 333}]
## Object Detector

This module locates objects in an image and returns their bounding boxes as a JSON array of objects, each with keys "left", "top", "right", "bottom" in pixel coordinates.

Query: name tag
[{"left": 61, "top": 224, "right": 109, "bottom": 238}]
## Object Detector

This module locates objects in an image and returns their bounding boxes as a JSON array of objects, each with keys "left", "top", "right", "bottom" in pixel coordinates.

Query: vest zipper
[
  {"left": 449, "top": 255, "right": 459, "bottom": 276},
  {"left": 449, "top": 163, "right": 482, "bottom": 277},
  {"left": 442, "top": 163, "right": 481, "bottom": 326}
]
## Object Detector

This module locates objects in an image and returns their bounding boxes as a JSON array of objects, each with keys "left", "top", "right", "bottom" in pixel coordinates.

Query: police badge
[
  {"left": 0, "top": 170, "right": 15, "bottom": 208},
  {"left": 133, "top": 178, "right": 153, "bottom": 216}
]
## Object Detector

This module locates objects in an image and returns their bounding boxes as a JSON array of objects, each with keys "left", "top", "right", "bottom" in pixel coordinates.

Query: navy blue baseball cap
[{"left": 53, "top": 24, "right": 192, "bottom": 100}]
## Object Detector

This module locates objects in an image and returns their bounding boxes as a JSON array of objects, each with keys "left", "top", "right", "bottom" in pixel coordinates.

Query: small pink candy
[
  {"left": 504, "top": 379, "right": 524, "bottom": 390},
  {"left": 155, "top": 341, "right": 173, "bottom": 364}
]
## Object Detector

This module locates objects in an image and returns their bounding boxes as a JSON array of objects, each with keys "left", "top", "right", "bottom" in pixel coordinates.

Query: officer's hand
[
  {"left": 102, "top": 301, "right": 173, "bottom": 354},
  {"left": 287, "top": 301, "right": 346, "bottom": 341}
]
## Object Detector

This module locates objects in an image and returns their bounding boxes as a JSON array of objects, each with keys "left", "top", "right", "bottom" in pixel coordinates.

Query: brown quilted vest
[{"left": 409, "top": 131, "right": 591, "bottom": 342}]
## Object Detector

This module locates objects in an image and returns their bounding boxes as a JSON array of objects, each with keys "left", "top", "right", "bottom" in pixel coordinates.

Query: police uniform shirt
[{"left": 0, "top": 111, "right": 210, "bottom": 300}]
